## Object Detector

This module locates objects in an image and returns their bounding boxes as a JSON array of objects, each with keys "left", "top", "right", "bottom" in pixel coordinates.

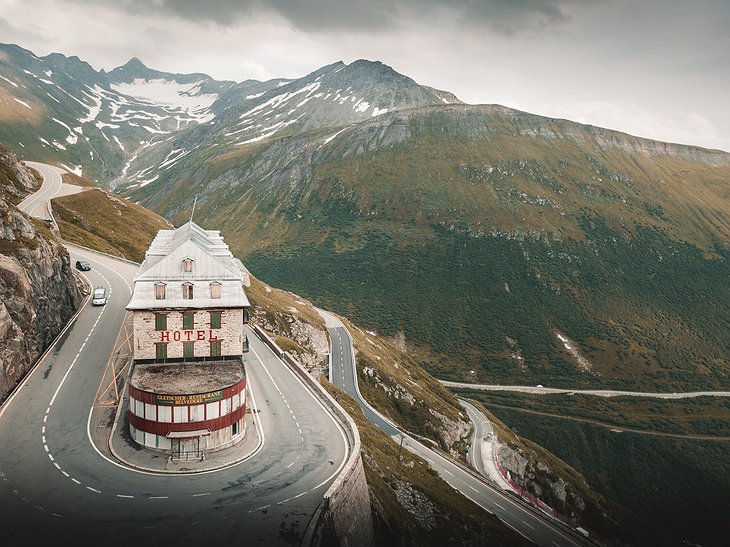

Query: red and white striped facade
[
  {"left": 128, "top": 372, "right": 247, "bottom": 451},
  {"left": 126, "top": 221, "right": 251, "bottom": 456}
]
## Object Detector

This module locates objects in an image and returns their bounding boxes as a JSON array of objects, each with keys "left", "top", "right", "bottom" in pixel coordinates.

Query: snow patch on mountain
[
  {"left": 59, "top": 163, "right": 82, "bottom": 176},
  {"left": 79, "top": 86, "right": 103, "bottom": 123},
  {"left": 110, "top": 79, "right": 217, "bottom": 122},
  {"left": 12, "top": 98, "right": 31, "bottom": 109},
  {"left": 1, "top": 74, "right": 18, "bottom": 87},
  {"left": 53, "top": 118, "right": 78, "bottom": 144}
]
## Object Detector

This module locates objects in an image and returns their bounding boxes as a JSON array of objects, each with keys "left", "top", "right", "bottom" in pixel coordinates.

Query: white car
[{"left": 92, "top": 287, "right": 107, "bottom": 306}]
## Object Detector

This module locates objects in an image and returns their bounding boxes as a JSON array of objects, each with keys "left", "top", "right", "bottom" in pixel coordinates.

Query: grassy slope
[
  {"left": 342, "top": 316, "right": 471, "bottom": 454},
  {"left": 321, "top": 380, "right": 532, "bottom": 547},
  {"left": 62, "top": 171, "right": 96, "bottom": 188},
  {"left": 52, "top": 187, "right": 171, "bottom": 262},
  {"left": 187, "top": 110, "right": 730, "bottom": 392},
  {"left": 468, "top": 391, "right": 730, "bottom": 547}
]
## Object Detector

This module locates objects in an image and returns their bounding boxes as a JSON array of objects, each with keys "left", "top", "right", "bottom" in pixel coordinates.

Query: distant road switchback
[{"left": 440, "top": 381, "right": 730, "bottom": 399}]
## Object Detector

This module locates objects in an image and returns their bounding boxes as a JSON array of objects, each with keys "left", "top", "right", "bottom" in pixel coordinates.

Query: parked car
[
  {"left": 92, "top": 287, "right": 107, "bottom": 306},
  {"left": 75, "top": 260, "right": 91, "bottom": 271}
]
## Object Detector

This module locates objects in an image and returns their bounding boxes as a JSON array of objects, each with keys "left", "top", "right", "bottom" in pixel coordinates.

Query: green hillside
[
  {"left": 141, "top": 105, "right": 730, "bottom": 391},
  {"left": 467, "top": 391, "right": 730, "bottom": 547}
]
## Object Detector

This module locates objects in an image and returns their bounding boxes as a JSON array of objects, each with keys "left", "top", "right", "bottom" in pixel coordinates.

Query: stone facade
[{"left": 133, "top": 309, "right": 244, "bottom": 360}]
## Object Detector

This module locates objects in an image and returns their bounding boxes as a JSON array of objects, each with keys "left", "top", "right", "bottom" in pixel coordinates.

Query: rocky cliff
[{"left": 0, "top": 145, "right": 82, "bottom": 401}]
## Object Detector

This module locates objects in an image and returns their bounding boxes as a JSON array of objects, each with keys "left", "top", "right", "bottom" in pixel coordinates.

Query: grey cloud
[
  {"left": 63, "top": 0, "right": 572, "bottom": 34},
  {"left": 0, "top": 16, "right": 45, "bottom": 43}
]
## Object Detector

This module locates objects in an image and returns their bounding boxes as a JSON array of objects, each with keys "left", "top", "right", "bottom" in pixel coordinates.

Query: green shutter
[
  {"left": 155, "top": 313, "right": 167, "bottom": 330},
  {"left": 210, "top": 340, "right": 221, "bottom": 357},
  {"left": 183, "top": 342, "right": 194, "bottom": 358},
  {"left": 156, "top": 343, "right": 167, "bottom": 360},
  {"left": 183, "top": 312, "right": 194, "bottom": 329},
  {"left": 210, "top": 311, "right": 221, "bottom": 329}
]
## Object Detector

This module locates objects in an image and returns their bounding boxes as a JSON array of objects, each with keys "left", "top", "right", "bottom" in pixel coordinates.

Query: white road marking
[
  {"left": 116, "top": 494, "right": 134, "bottom": 499},
  {"left": 192, "top": 492, "right": 210, "bottom": 497},
  {"left": 71, "top": 478, "right": 81, "bottom": 485},
  {"left": 495, "top": 502, "right": 505, "bottom": 510},
  {"left": 468, "top": 485, "right": 479, "bottom": 492},
  {"left": 522, "top": 520, "right": 534, "bottom": 529},
  {"left": 86, "top": 487, "right": 101, "bottom": 493},
  {"left": 149, "top": 496, "right": 168, "bottom": 499},
  {"left": 53, "top": 462, "right": 60, "bottom": 470}
]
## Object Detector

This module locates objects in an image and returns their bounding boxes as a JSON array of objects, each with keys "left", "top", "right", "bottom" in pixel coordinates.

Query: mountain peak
[{"left": 123, "top": 57, "right": 147, "bottom": 70}]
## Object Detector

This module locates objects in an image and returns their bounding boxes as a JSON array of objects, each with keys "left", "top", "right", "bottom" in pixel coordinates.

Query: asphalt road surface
[
  {"left": 440, "top": 381, "right": 730, "bottom": 399},
  {"left": 0, "top": 166, "right": 349, "bottom": 546},
  {"left": 326, "top": 323, "right": 592, "bottom": 547}
]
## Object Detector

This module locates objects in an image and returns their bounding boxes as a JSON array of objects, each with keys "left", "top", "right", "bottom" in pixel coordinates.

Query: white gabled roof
[{"left": 127, "top": 221, "right": 250, "bottom": 310}]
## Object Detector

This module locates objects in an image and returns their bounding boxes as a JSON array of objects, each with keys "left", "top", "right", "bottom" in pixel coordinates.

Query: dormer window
[
  {"left": 182, "top": 283, "right": 194, "bottom": 299},
  {"left": 155, "top": 282, "right": 166, "bottom": 300},
  {"left": 210, "top": 282, "right": 221, "bottom": 299},
  {"left": 182, "top": 258, "right": 193, "bottom": 272}
]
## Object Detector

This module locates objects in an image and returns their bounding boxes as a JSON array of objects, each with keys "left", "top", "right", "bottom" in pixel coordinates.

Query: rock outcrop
[
  {"left": 0, "top": 145, "right": 82, "bottom": 401},
  {"left": 497, "top": 442, "right": 600, "bottom": 524}
]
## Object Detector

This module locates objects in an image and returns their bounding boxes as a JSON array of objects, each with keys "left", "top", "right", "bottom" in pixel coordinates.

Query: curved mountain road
[
  {"left": 1, "top": 165, "right": 349, "bottom": 545},
  {"left": 319, "top": 310, "right": 592, "bottom": 547},
  {"left": 440, "top": 381, "right": 730, "bottom": 399}
]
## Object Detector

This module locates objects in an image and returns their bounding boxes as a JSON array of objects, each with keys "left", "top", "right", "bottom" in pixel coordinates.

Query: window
[
  {"left": 144, "top": 403, "right": 156, "bottom": 421},
  {"left": 210, "top": 340, "right": 221, "bottom": 357},
  {"left": 155, "top": 283, "right": 166, "bottom": 300},
  {"left": 183, "top": 311, "right": 194, "bottom": 330},
  {"left": 155, "top": 342, "right": 167, "bottom": 360},
  {"left": 189, "top": 404, "right": 204, "bottom": 421},
  {"left": 155, "top": 313, "right": 167, "bottom": 331},
  {"left": 206, "top": 401, "right": 220, "bottom": 419},
  {"left": 173, "top": 406, "right": 188, "bottom": 423},
  {"left": 232, "top": 421, "right": 238, "bottom": 436},
  {"left": 210, "top": 311, "right": 221, "bottom": 329},
  {"left": 183, "top": 342, "right": 194, "bottom": 358},
  {"left": 243, "top": 307, "right": 250, "bottom": 324},
  {"left": 183, "top": 258, "right": 193, "bottom": 272},
  {"left": 182, "top": 283, "right": 194, "bottom": 299},
  {"left": 157, "top": 406, "right": 172, "bottom": 423},
  {"left": 210, "top": 282, "right": 221, "bottom": 299}
]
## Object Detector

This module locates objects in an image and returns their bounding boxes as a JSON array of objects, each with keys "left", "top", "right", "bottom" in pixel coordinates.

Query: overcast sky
[{"left": 1, "top": 0, "right": 728, "bottom": 151}]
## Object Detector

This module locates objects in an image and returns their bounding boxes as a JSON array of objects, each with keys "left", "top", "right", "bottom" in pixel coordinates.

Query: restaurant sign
[{"left": 155, "top": 390, "right": 223, "bottom": 405}]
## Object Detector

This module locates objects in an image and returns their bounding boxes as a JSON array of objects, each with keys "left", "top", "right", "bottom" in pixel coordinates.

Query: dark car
[{"left": 75, "top": 260, "right": 91, "bottom": 271}]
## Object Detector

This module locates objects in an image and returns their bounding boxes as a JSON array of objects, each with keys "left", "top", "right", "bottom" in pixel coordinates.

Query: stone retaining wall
[{"left": 252, "top": 325, "right": 374, "bottom": 547}]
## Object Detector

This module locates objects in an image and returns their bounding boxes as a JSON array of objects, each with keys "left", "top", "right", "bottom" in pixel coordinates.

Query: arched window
[
  {"left": 182, "top": 283, "right": 194, "bottom": 299},
  {"left": 182, "top": 258, "right": 193, "bottom": 272}
]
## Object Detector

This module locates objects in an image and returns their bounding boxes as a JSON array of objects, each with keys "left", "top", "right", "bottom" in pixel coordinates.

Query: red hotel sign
[{"left": 159, "top": 330, "right": 220, "bottom": 343}]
